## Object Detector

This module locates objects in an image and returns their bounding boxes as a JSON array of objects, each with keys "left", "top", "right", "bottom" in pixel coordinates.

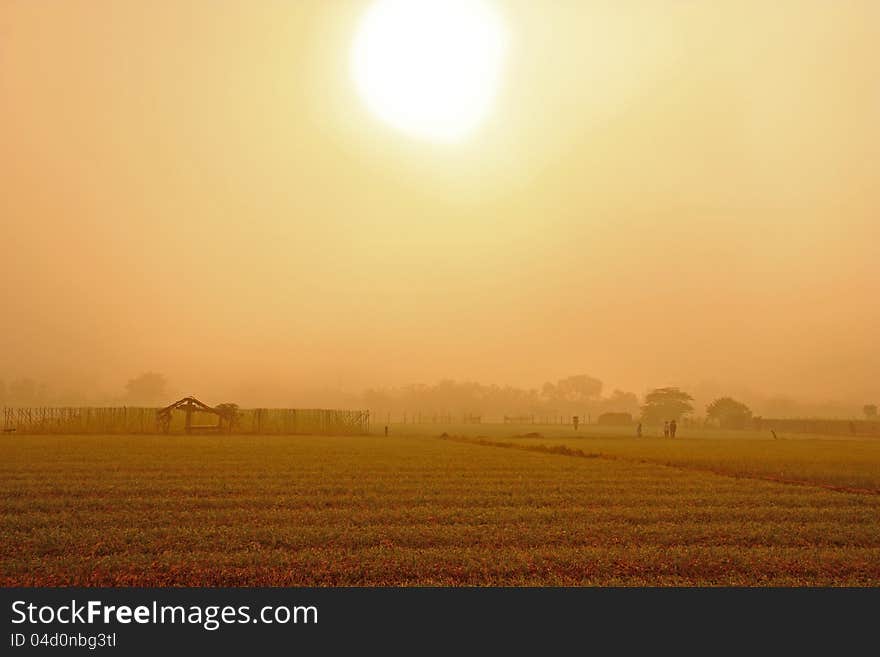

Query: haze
[{"left": 1, "top": 1, "right": 878, "bottom": 411}]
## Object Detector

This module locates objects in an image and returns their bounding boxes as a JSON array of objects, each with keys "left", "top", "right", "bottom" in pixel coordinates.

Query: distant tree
[
  {"left": 596, "top": 389, "right": 640, "bottom": 416},
  {"left": 358, "top": 376, "right": 638, "bottom": 420},
  {"left": 557, "top": 375, "right": 602, "bottom": 401},
  {"left": 542, "top": 375, "right": 603, "bottom": 406},
  {"left": 706, "top": 397, "right": 753, "bottom": 430},
  {"left": 214, "top": 403, "right": 241, "bottom": 431},
  {"left": 865, "top": 404, "right": 878, "bottom": 420},
  {"left": 124, "top": 372, "right": 168, "bottom": 405},
  {"left": 641, "top": 387, "right": 694, "bottom": 425}
]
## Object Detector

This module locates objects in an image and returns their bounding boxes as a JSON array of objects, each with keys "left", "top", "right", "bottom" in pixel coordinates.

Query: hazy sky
[{"left": 2, "top": 1, "right": 878, "bottom": 403}]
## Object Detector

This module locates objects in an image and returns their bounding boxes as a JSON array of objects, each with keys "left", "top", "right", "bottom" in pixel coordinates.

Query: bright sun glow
[{"left": 351, "top": 0, "right": 506, "bottom": 143}]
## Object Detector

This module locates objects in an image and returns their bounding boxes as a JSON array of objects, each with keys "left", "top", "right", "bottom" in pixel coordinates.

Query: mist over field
[
  {"left": 2, "top": 1, "right": 878, "bottom": 415},
  {"left": 0, "top": 370, "right": 872, "bottom": 423},
  {"left": 3, "top": 0, "right": 880, "bottom": 597}
]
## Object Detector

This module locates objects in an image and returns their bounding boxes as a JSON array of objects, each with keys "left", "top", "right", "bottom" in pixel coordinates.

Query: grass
[
  {"left": 2, "top": 433, "right": 880, "bottom": 586},
  {"left": 498, "top": 434, "right": 880, "bottom": 492}
]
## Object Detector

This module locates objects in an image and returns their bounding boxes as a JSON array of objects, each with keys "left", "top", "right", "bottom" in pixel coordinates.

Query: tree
[
  {"left": 541, "top": 375, "right": 603, "bottom": 408},
  {"left": 865, "top": 404, "right": 878, "bottom": 420},
  {"left": 706, "top": 397, "right": 753, "bottom": 430},
  {"left": 555, "top": 375, "right": 603, "bottom": 402},
  {"left": 641, "top": 387, "right": 694, "bottom": 425},
  {"left": 214, "top": 403, "right": 241, "bottom": 431},
  {"left": 124, "top": 372, "right": 168, "bottom": 405},
  {"left": 596, "top": 389, "right": 640, "bottom": 416}
]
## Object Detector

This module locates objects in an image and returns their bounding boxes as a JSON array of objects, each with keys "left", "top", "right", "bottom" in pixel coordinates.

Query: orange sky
[{"left": 1, "top": 1, "right": 878, "bottom": 405}]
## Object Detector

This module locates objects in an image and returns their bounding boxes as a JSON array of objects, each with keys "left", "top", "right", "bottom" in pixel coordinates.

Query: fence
[
  {"left": 1, "top": 407, "right": 370, "bottom": 436},
  {"left": 237, "top": 409, "right": 369, "bottom": 435},
  {"left": 7, "top": 407, "right": 873, "bottom": 437}
]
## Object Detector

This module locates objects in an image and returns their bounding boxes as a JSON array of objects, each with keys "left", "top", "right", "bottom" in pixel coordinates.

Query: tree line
[{"left": 2, "top": 372, "right": 876, "bottom": 426}]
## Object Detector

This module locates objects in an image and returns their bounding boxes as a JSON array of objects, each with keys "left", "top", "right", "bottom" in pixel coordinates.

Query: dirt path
[{"left": 440, "top": 434, "right": 880, "bottom": 497}]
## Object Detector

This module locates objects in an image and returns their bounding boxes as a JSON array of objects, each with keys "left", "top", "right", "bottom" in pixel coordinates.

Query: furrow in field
[{"left": 441, "top": 435, "right": 880, "bottom": 495}]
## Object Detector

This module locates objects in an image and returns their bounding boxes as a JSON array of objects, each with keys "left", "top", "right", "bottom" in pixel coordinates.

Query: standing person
[
  {"left": 670, "top": 419, "right": 677, "bottom": 438},
  {"left": 636, "top": 422, "right": 642, "bottom": 438},
  {"left": 663, "top": 421, "right": 670, "bottom": 438}
]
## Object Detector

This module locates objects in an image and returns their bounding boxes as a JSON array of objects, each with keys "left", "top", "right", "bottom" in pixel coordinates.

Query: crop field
[
  {"left": 460, "top": 432, "right": 880, "bottom": 493},
  {"left": 3, "top": 433, "right": 880, "bottom": 586}
]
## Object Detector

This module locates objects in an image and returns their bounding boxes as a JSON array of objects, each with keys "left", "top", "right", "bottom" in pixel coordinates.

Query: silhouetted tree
[
  {"left": 865, "top": 404, "right": 878, "bottom": 420},
  {"left": 706, "top": 397, "right": 753, "bottom": 429},
  {"left": 124, "top": 372, "right": 168, "bottom": 405},
  {"left": 597, "top": 389, "right": 640, "bottom": 416},
  {"left": 358, "top": 376, "right": 635, "bottom": 419},
  {"left": 641, "top": 387, "right": 694, "bottom": 425},
  {"left": 543, "top": 375, "right": 603, "bottom": 404},
  {"left": 214, "top": 403, "right": 241, "bottom": 431}
]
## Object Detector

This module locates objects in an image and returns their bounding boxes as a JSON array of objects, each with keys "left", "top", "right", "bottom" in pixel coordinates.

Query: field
[{"left": 3, "top": 431, "right": 880, "bottom": 586}]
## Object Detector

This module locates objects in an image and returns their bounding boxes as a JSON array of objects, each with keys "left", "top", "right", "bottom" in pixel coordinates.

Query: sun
[{"left": 351, "top": 0, "right": 506, "bottom": 143}]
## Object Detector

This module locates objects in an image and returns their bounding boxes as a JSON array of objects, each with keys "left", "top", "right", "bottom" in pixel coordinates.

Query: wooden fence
[
  {"left": 236, "top": 408, "right": 369, "bottom": 435},
  {"left": 1, "top": 407, "right": 370, "bottom": 436}
]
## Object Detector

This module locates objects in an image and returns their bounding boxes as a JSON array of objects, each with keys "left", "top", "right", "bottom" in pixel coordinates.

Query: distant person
[
  {"left": 663, "top": 421, "right": 670, "bottom": 438},
  {"left": 670, "top": 419, "right": 677, "bottom": 438},
  {"left": 384, "top": 425, "right": 389, "bottom": 437},
  {"left": 636, "top": 423, "right": 642, "bottom": 438},
  {"left": 573, "top": 416, "right": 579, "bottom": 431}
]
